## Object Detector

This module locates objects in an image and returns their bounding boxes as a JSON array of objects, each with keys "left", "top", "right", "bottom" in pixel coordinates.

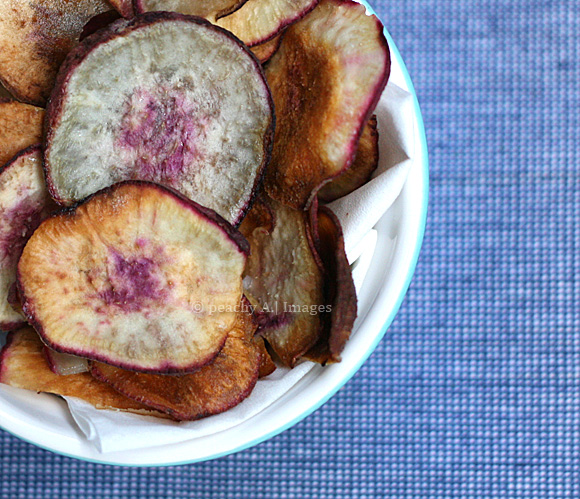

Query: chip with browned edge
[
  {"left": 0, "top": 327, "right": 167, "bottom": 417},
  {"left": 18, "top": 181, "right": 248, "bottom": 373},
  {"left": 0, "top": 101, "right": 44, "bottom": 166},
  {"left": 253, "top": 335, "right": 277, "bottom": 377},
  {"left": 318, "top": 116, "right": 379, "bottom": 202},
  {"left": 216, "top": 0, "right": 319, "bottom": 47},
  {"left": 91, "top": 308, "right": 261, "bottom": 421},
  {"left": 305, "top": 203, "right": 357, "bottom": 364},
  {"left": 0, "top": 0, "right": 112, "bottom": 105},
  {"left": 264, "top": 0, "right": 390, "bottom": 209},
  {"left": 240, "top": 195, "right": 324, "bottom": 367},
  {"left": 0, "top": 146, "right": 54, "bottom": 331}
]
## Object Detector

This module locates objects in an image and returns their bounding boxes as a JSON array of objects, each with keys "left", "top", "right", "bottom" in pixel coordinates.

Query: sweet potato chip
[
  {"left": 134, "top": 0, "right": 247, "bottom": 22},
  {"left": 305, "top": 204, "right": 356, "bottom": 364},
  {"left": 0, "top": 327, "right": 166, "bottom": 417},
  {"left": 0, "top": 101, "right": 44, "bottom": 166},
  {"left": 253, "top": 335, "right": 276, "bottom": 377},
  {"left": 0, "top": 146, "right": 54, "bottom": 331},
  {"left": 251, "top": 34, "right": 284, "bottom": 64},
  {"left": 18, "top": 181, "right": 248, "bottom": 373},
  {"left": 91, "top": 309, "right": 261, "bottom": 421},
  {"left": 44, "top": 13, "right": 274, "bottom": 225},
  {"left": 0, "top": 0, "right": 112, "bottom": 105},
  {"left": 264, "top": 0, "right": 390, "bottom": 209},
  {"left": 240, "top": 195, "right": 324, "bottom": 367},
  {"left": 216, "top": 0, "right": 318, "bottom": 47},
  {"left": 318, "top": 116, "right": 379, "bottom": 202}
]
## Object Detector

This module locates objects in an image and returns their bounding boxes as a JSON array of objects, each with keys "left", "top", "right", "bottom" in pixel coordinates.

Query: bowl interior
[{"left": 0, "top": 2, "right": 428, "bottom": 466}]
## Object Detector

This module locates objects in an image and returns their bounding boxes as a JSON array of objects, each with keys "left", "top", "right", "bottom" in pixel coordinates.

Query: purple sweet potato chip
[
  {"left": 240, "top": 195, "right": 325, "bottom": 367},
  {"left": 263, "top": 0, "right": 390, "bottom": 209},
  {"left": 44, "top": 12, "right": 274, "bottom": 226},
  {"left": 318, "top": 116, "right": 379, "bottom": 202},
  {"left": 18, "top": 181, "right": 248, "bottom": 373},
  {"left": 305, "top": 204, "right": 357, "bottom": 364},
  {"left": 91, "top": 308, "right": 261, "bottom": 421},
  {"left": 0, "top": 145, "right": 55, "bottom": 331}
]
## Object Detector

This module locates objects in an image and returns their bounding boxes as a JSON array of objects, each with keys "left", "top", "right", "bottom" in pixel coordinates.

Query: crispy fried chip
[
  {"left": 0, "top": 101, "right": 44, "bottom": 166},
  {"left": 264, "top": 0, "right": 390, "bottom": 209},
  {"left": 216, "top": 0, "right": 318, "bottom": 47},
  {"left": 253, "top": 335, "right": 276, "bottom": 377},
  {"left": 134, "top": 0, "right": 247, "bottom": 22},
  {"left": 91, "top": 309, "right": 261, "bottom": 421},
  {"left": 250, "top": 34, "right": 284, "bottom": 64},
  {"left": 305, "top": 204, "right": 356, "bottom": 364},
  {"left": 240, "top": 196, "right": 324, "bottom": 367},
  {"left": 44, "top": 13, "right": 274, "bottom": 225},
  {"left": 0, "top": 0, "right": 112, "bottom": 105},
  {"left": 18, "top": 181, "right": 248, "bottom": 373},
  {"left": 318, "top": 116, "right": 379, "bottom": 202},
  {"left": 0, "top": 327, "right": 166, "bottom": 417},
  {"left": 0, "top": 146, "right": 54, "bottom": 331}
]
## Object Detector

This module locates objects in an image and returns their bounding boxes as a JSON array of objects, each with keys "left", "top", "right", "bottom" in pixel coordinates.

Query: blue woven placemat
[{"left": 2, "top": 1, "right": 580, "bottom": 497}]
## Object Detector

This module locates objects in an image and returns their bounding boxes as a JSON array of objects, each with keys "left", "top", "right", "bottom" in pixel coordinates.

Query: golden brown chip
[
  {"left": 0, "top": 101, "right": 44, "bottom": 166},
  {"left": 0, "top": 0, "right": 112, "bottom": 105},
  {"left": 263, "top": 0, "right": 390, "bottom": 209},
  {"left": 0, "top": 327, "right": 166, "bottom": 417},
  {"left": 250, "top": 34, "right": 284, "bottom": 64},
  {"left": 305, "top": 205, "right": 356, "bottom": 364},
  {"left": 240, "top": 195, "right": 324, "bottom": 367},
  {"left": 90, "top": 309, "right": 261, "bottom": 421},
  {"left": 318, "top": 116, "right": 379, "bottom": 202},
  {"left": 253, "top": 335, "right": 277, "bottom": 377}
]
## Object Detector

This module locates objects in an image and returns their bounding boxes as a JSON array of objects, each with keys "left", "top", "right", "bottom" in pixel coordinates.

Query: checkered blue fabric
[{"left": 1, "top": 1, "right": 579, "bottom": 497}]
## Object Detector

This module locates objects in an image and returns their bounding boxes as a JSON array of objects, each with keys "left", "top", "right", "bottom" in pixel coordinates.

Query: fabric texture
[{"left": 1, "top": 0, "right": 579, "bottom": 496}]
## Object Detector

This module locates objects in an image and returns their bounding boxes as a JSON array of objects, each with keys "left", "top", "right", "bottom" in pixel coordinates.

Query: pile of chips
[{"left": 0, "top": 0, "right": 390, "bottom": 421}]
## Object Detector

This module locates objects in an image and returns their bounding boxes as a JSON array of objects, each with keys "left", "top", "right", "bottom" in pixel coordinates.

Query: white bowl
[{"left": 0, "top": 1, "right": 428, "bottom": 466}]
